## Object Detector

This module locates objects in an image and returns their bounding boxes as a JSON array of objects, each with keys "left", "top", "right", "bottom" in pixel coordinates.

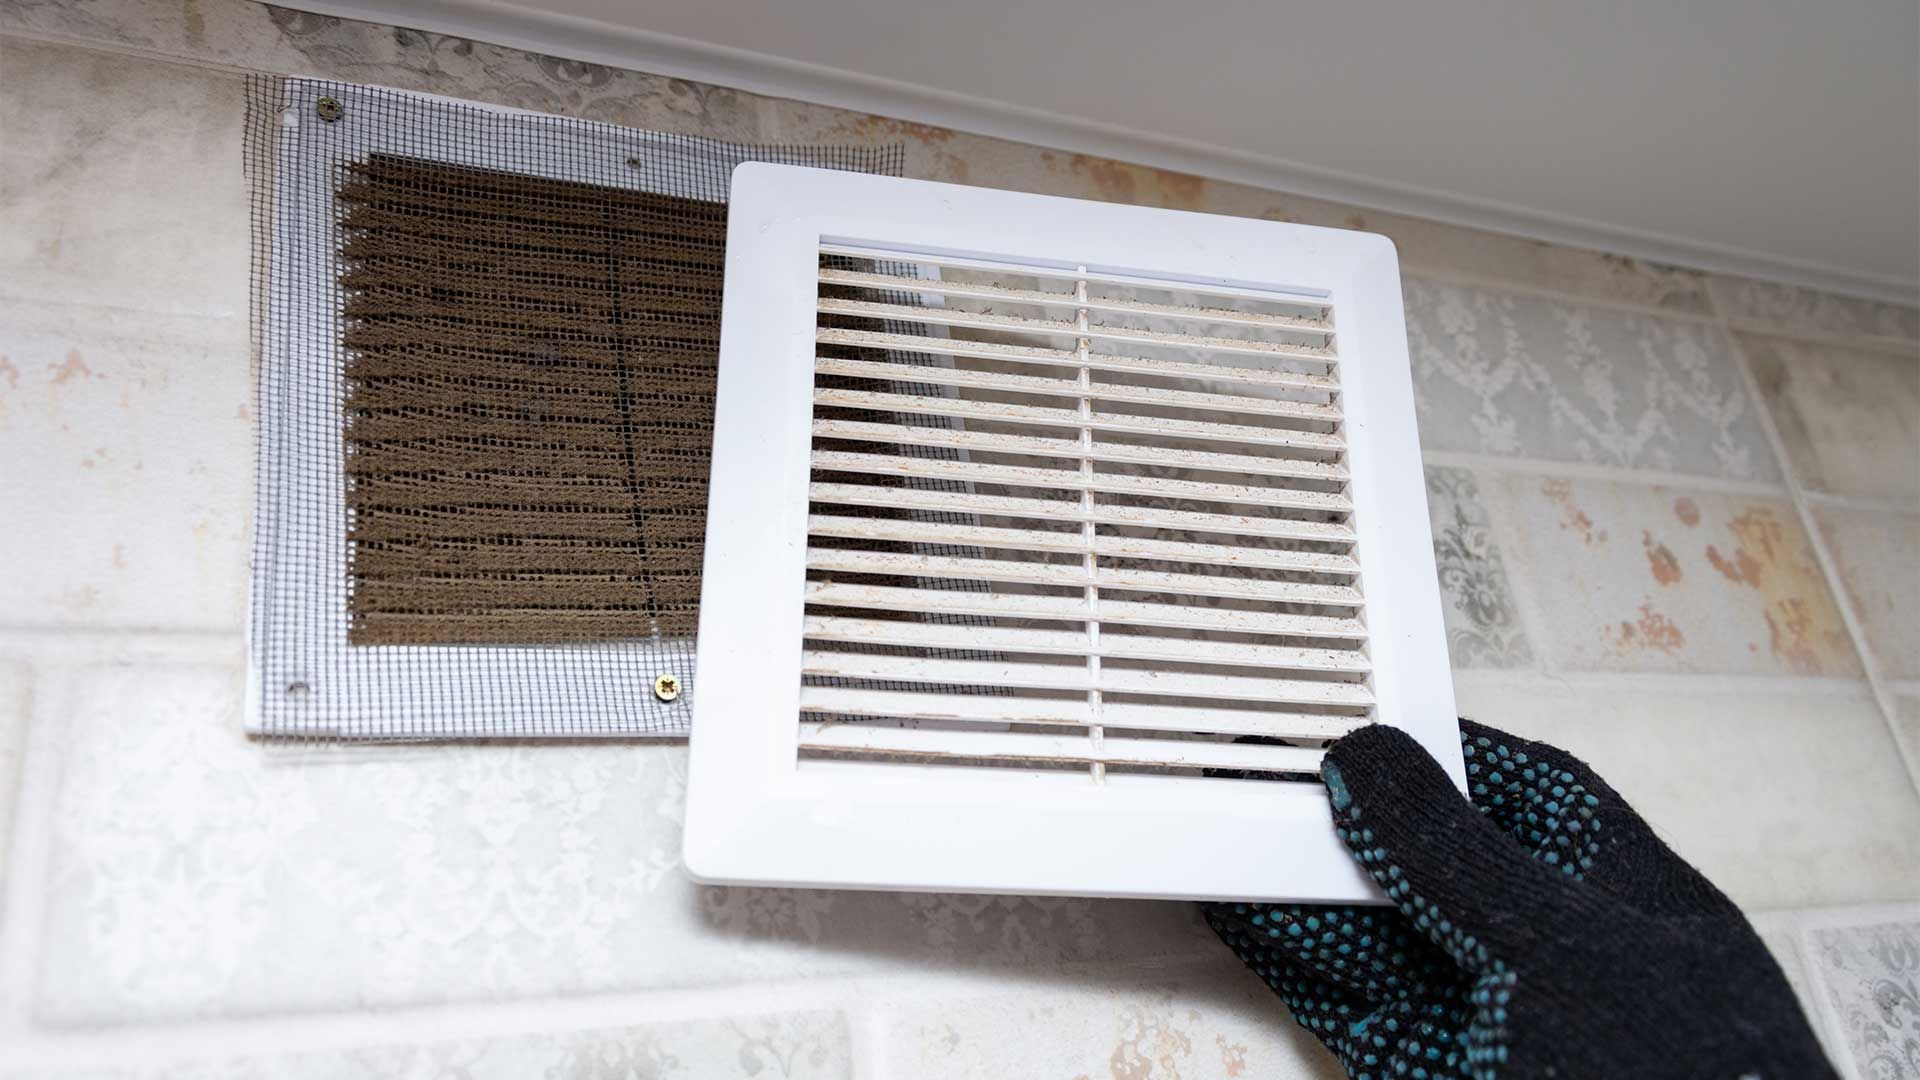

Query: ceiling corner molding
[{"left": 294, "top": 0, "right": 1919, "bottom": 306}]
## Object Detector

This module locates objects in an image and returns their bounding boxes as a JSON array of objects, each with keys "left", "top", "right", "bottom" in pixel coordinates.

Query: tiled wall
[{"left": 2, "top": 3, "right": 1917, "bottom": 1077}]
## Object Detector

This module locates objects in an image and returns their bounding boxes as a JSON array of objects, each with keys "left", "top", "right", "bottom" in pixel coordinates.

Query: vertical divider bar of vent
[
  {"left": 1074, "top": 268, "right": 1104, "bottom": 783},
  {"left": 1328, "top": 304, "right": 1369, "bottom": 731}
]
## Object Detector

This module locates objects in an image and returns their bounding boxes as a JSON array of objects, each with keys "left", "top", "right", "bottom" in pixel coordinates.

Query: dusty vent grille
[{"left": 797, "top": 245, "right": 1370, "bottom": 780}]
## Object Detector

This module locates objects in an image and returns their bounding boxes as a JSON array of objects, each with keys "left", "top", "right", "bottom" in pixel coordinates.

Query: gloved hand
[{"left": 1204, "top": 720, "right": 1835, "bottom": 1080}]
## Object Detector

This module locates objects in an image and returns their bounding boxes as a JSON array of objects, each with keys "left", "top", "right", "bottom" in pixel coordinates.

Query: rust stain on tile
[
  {"left": 1765, "top": 601, "right": 1829, "bottom": 675},
  {"left": 1344, "top": 213, "right": 1370, "bottom": 230},
  {"left": 831, "top": 114, "right": 954, "bottom": 144},
  {"left": 0, "top": 354, "right": 18, "bottom": 390},
  {"left": 1108, "top": 1006, "right": 1193, "bottom": 1080},
  {"left": 1068, "top": 154, "right": 1138, "bottom": 203},
  {"left": 1543, "top": 479, "right": 1608, "bottom": 545},
  {"left": 1643, "top": 531, "right": 1683, "bottom": 585},
  {"left": 1148, "top": 166, "right": 1207, "bottom": 209},
  {"left": 235, "top": 402, "right": 252, "bottom": 420},
  {"left": 58, "top": 584, "right": 101, "bottom": 614},
  {"left": 1061, "top": 155, "right": 1210, "bottom": 209},
  {"left": 1705, "top": 542, "right": 1762, "bottom": 586},
  {"left": 112, "top": 544, "right": 127, "bottom": 570},
  {"left": 1703, "top": 507, "right": 1853, "bottom": 673},
  {"left": 1673, "top": 497, "right": 1700, "bottom": 526},
  {"left": 936, "top": 152, "right": 970, "bottom": 184},
  {"left": 1608, "top": 602, "right": 1686, "bottom": 654},
  {"left": 1216, "top": 1034, "right": 1248, "bottom": 1077},
  {"left": 49, "top": 349, "right": 94, "bottom": 385},
  {"left": 1708, "top": 509, "right": 1786, "bottom": 586}
]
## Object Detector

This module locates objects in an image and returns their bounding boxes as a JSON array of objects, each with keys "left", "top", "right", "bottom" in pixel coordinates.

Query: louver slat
[{"left": 796, "top": 238, "right": 1383, "bottom": 784}]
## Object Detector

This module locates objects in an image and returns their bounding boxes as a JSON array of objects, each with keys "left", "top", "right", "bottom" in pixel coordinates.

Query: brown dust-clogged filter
[{"left": 338, "top": 154, "right": 723, "bottom": 645}]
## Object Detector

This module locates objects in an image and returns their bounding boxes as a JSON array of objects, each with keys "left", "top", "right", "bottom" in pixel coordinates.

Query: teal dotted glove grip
[{"left": 1204, "top": 720, "right": 1836, "bottom": 1080}]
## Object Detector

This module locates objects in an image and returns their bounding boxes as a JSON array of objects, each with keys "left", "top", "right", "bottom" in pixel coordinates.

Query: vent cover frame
[
  {"left": 243, "top": 80, "right": 902, "bottom": 738},
  {"left": 687, "top": 163, "right": 1461, "bottom": 902}
]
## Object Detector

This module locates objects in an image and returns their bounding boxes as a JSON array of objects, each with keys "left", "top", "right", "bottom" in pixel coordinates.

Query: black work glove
[{"left": 1204, "top": 720, "right": 1836, "bottom": 1080}]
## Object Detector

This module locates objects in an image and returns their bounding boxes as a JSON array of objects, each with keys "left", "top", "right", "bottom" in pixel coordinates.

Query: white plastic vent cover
[{"left": 686, "top": 164, "right": 1463, "bottom": 902}]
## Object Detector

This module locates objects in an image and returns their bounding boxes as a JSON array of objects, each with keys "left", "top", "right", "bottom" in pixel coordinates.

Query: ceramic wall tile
[
  {"left": 1742, "top": 334, "right": 1920, "bottom": 505},
  {"left": 1403, "top": 278, "right": 1777, "bottom": 480},
  {"left": 1495, "top": 477, "right": 1858, "bottom": 676},
  {"left": 877, "top": 970, "right": 1344, "bottom": 1080},
  {"left": 1808, "top": 920, "right": 1920, "bottom": 1080},
  {"left": 1814, "top": 506, "right": 1920, "bottom": 683},
  {"left": 1452, "top": 677, "right": 1920, "bottom": 910},
  {"left": 1712, "top": 274, "right": 1920, "bottom": 348},
  {"left": 32, "top": 662, "right": 1215, "bottom": 1025},
  {"left": 0, "top": 40, "right": 253, "bottom": 633},
  {"left": 5, "top": 1009, "right": 851, "bottom": 1079},
  {"left": 1424, "top": 466, "right": 1534, "bottom": 668},
  {"left": 0, "top": 302, "right": 251, "bottom": 632},
  {"left": 0, "top": 38, "right": 248, "bottom": 319}
]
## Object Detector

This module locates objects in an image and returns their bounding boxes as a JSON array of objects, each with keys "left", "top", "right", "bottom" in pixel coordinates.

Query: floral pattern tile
[
  {"left": 1424, "top": 467, "right": 1534, "bottom": 668},
  {"left": 1742, "top": 334, "right": 1920, "bottom": 504},
  {"left": 1809, "top": 921, "right": 1920, "bottom": 1080},
  {"left": 1495, "top": 477, "right": 1858, "bottom": 675},
  {"left": 1712, "top": 275, "right": 1920, "bottom": 346},
  {"left": 6, "top": 1010, "right": 851, "bottom": 1079},
  {"left": 879, "top": 972, "right": 1344, "bottom": 1080},
  {"left": 1404, "top": 278, "right": 1778, "bottom": 480},
  {"left": 1749, "top": 916, "right": 1847, "bottom": 1067},
  {"left": 1815, "top": 506, "right": 1920, "bottom": 682},
  {"left": 34, "top": 663, "right": 1215, "bottom": 1025}
]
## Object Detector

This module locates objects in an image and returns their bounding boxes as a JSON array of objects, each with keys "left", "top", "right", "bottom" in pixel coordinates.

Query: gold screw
[
  {"left": 315, "top": 96, "right": 344, "bottom": 122},
  {"left": 652, "top": 674, "right": 682, "bottom": 702}
]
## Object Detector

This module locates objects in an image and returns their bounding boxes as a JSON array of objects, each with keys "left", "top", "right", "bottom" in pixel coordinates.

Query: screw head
[
  {"left": 315, "top": 96, "right": 344, "bottom": 123},
  {"left": 652, "top": 674, "right": 682, "bottom": 702}
]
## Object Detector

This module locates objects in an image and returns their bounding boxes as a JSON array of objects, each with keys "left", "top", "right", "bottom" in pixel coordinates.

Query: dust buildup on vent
[{"left": 338, "top": 155, "right": 720, "bottom": 645}]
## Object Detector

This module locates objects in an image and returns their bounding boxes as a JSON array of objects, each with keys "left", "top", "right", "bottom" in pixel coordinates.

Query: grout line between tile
[
  {"left": 1464, "top": 464, "right": 1559, "bottom": 681},
  {"left": 1450, "top": 667, "right": 1874, "bottom": 699},
  {"left": 1421, "top": 450, "right": 1790, "bottom": 498},
  {"left": 1799, "top": 488, "right": 1920, "bottom": 516},
  {"left": 1789, "top": 920, "right": 1864, "bottom": 1080},
  {"left": 0, "top": 957, "right": 1230, "bottom": 1073},
  {"left": 1721, "top": 315, "right": 1920, "bottom": 360},
  {"left": 1399, "top": 265, "right": 1727, "bottom": 326},
  {"left": 0, "top": 665, "right": 68, "bottom": 1038},
  {"left": 0, "top": 628, "right": 243, "bottom": 668},
  {"left": 1723, "top": 327, "right": 1920, "bottom": 803}
]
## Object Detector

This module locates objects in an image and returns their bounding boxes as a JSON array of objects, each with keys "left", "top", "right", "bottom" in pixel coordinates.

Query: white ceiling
[{"left": 324, "top": 0, "right": 1920, "bottom": 299}]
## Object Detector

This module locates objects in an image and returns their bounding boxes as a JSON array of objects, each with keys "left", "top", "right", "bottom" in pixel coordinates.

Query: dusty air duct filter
[{"left": 243, "top": 78, "right": 903, "bottom": 738}]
